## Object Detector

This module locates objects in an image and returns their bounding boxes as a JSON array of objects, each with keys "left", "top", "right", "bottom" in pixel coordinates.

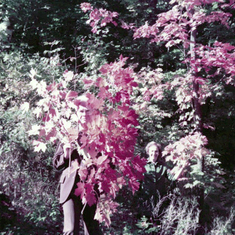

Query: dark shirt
[{"left": 143, "top": 160, "right": 168, "bottom": 200}]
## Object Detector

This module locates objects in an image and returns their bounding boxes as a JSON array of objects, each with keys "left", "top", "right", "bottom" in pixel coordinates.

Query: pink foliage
[
  {"left": 80, "top": 2, "right": 136, "bottom": 32},
  {"left": 134, "top": 1, "right": 231, "bottom": 48},
  {"left": 80, "top": 2, "right": 93, "bottom": 12},
  {"left": 29, "top": 56, "right": 146, "bottom": 226},
  {"left": 163, "top": 132, "right": 209, "bottom": 180},
  {"left": 131, "top": 0, "right": 234, "bottom": 186},
  {"left": 80, "top": 4, "right": 118, "bottom": 33},
  {"left": 29, "top": 0, "right": 235, "bottom": 224},
  {"left": 188, "top": 42, "right": 235, "bottom": 85}
]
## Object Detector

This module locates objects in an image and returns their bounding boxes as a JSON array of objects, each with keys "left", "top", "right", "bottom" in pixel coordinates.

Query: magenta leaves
[
  {"left": 28, "top": 0, "right": 235, "bottom": 225},
  {"left": 29, "top": 57, "right": 146, "bottom": 226},
  {"left": 131, "top": 0, "right": 233, "bottom": 188},
  {"left": 80, "top": 2, "right": 118, "bottom": 34},
  {"left": 163, "top": 132, "right": 209, "bottom": 181},
  {"left": 133, "top": 1, "right": 231, "bottom": 48}
]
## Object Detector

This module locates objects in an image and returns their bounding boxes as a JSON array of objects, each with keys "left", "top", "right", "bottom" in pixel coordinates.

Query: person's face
[
  {"left": 148, "top": 145, "right": 160, "bottom": 163},
  {"left": 77, "top": 105, "right": 89, "bottom": 124}
]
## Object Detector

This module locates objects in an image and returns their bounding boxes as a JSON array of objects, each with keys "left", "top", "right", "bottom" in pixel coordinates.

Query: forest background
[{"left": 1, "top": 0, "right": 235, "bottom": 234}]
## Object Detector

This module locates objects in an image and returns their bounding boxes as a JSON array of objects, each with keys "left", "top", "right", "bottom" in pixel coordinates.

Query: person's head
[
  {"left": 145, "top": 141, "right": 162, "bottom": 163},
  {"left": 76, "top": 95, "right": 90, "bottom": 126},
  {"left": 77, "top": 105, "right": 89, "bottom": 124}
]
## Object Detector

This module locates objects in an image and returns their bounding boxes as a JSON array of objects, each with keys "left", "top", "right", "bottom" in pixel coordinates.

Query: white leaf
[
  {"left": 28, "top": 124, "right": 41, "bottom": 136},
  {"left": 29, "top": 68, "right": 37, "bottom": 79},
  {"left": 29, "top": 78, "right": 39, "bottom": 90},
  {"left": 20, "top": 102, "right": 30, "bottom": 113},
  {"left": 63, "top": 71, "right": 74, "bottom": 81},
  {"left": 33, "top": 141, "right": 47, "bottom": 152}
]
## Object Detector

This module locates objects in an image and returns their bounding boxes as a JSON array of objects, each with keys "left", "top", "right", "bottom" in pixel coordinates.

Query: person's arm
[{"left": 53, "top": 142, "right": 70, "bottom": 170}]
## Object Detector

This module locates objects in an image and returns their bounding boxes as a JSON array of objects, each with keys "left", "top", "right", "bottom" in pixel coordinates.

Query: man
[{"left": 53, "top": 97, "right": 101, "bottom": 235}]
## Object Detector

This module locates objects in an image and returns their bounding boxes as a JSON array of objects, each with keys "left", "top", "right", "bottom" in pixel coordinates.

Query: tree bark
[{"left": 190, "top": 23, "right": 205, "bottom": 233}]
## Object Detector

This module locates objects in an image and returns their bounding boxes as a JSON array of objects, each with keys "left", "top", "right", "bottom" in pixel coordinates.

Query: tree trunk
[{"left": 190, "top": 24, "right": 205, "bottom": 233}]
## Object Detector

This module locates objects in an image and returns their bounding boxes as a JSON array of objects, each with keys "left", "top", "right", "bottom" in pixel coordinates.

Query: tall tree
[{"left": 133, "top": 0, "right": 234, "bottom": 229}]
